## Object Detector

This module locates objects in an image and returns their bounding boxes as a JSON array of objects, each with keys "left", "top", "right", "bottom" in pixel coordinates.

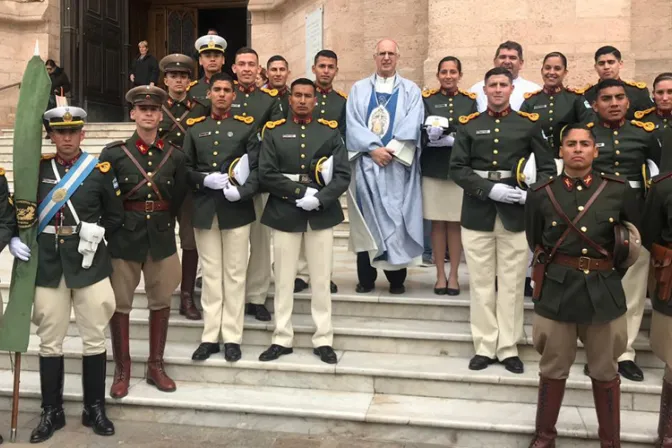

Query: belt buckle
[
  {"left": 299, "top": 174, "right": 311, "bottom": 185},
  {"left": 487, "top": 171, "right": 501, "bottom": 181},
  {"left": 145, "top": 200, "right": 155, "bottom": 213},
  {"left": 578, "top": 256, "right": 591, "bottom": 274},
  {"left": 58, "top": 227, "right": 73, "bottom": 236}
]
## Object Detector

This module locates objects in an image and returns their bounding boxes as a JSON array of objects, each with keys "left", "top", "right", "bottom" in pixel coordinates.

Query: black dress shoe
[
  {"left": 389, "top": 285, "right": 405, "bottom": 294},
  {"left": 618, "top": 360, "right": 644, "bottom": 382},
  {"left": 246, "top": 304, "right": 272, "bottom": 322},
  {"left": 330, "top": 281, "right": 338, "bottom": 293},
  {"left": 501, "top": 356, "right": 524, "bottom": 374},
  {"left": 524, "top": 277, "right": 533, "bottom": 297},
  {"left": 30, "top": 406, "right": 65, "bottom": 443},
  {"left": 192, "top": 342, "right": 220, "bottom": 361},
  {"left": 259, "top": 344, "right": 293, "bottom": 362},
  {"left": 355, "top": 283, "right": 374, "bottom": 293},
  {"left": 82, "top": 401, "right": 115, "bottom": 436},
  {"left": 468, "top": 355, "right": 497, "bottom": 371},
  {"left": 446, "top": 288, "right": 460, "bottom": 296},
  {"left": 584, "top": 364, "right": 590, "bottom": 376},
  {"left": 434, "top": 284, "right": 447, "bottom": 295},
  {"left": 294, "top": 278, "right": 309, "bottom": 293},
  {"left": 224, "top": 343, "right": 242, "bottom": 362},
  {"left": 313, "top": 346, "right": 338, "bottom": 364}
]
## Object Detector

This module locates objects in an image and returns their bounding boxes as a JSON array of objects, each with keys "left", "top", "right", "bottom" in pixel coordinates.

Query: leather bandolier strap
[{"left": 120, "top": 143, "right": 176, "bottom": 202}]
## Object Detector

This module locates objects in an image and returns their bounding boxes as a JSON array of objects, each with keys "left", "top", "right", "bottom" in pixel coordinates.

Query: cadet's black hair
[
  {"left": 543, "top": 52, "right": 568, "bottom": 69},
  {"left": 495, "top": 41, "right": 523, "bottom": 61},
  {"left": 594, "top": 46, "right": 622, "bottom": 62},
  {"left": 654, "top": 72, "right": 672, "bottom": 89},
  {"left": 484, "top": 66, "right": 513, "bottom": 83},
  {"left": 267, "top": 55, "right": 289, "bottom": 69},
  {"left": 45, "top": 59, "right": 56, "bottom": 68},
  {"left": 235, "top": 47, "right": 259, "bottom": 61},
  {"left": 210, "top": 72, "right": 234, "bottom": 88},
  {"left": 314, "top": 50, "right": 338, "bottom": 65},
  {"left": 437, "top": 56, "right": 462, "bottom": 74},
  {"left": 290, "top": 78, "right": 316, "bottom": 93},
  {"left": 560, "top": 123, "right": 596, "bottom": 143},
  {"left": 595, "top": 78, "right": 626, "bottom": 96}
]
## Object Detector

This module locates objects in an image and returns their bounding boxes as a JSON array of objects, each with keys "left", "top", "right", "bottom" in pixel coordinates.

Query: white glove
[
  {"left": 426, "top": 125, "right": 444, "bottom": 142},
  {"left": 223, "top": 185, "right": 241, "bottom": 202},
  {"left": 304, "top": 187, "right": 318, "bottom": 197},
  {"left": 203, "top": 172, "right": 229, "bottom": 190},
  {"left": 647, "top": 159, "right": 660, "bottom": 178},
  {"left": 487, "top": 184, "right": 522, "bottom": 204},
  {"left": 427, "top": 133, "right": 455, "bottom": 147},
  {"left": 515, "top": 187, "right": 528, "bottom": 204},
  {"left": 296, "top": 195, "right": 320, "bottom": 211},
  {"left": 9, "top": 237, "right": 30, "bottom": 261},
  {"left": 78, "top": 222, "right": 105, "bottom": 269}
]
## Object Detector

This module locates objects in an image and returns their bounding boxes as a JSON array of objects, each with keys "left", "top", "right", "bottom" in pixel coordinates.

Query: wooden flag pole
[{"left": 10, "top": 352, "right": 21, "bottom": 442}]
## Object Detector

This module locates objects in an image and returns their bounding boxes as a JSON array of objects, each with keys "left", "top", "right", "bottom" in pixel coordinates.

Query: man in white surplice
[{"left": 345, "top": 39, "right": 424, "bottom": 295}]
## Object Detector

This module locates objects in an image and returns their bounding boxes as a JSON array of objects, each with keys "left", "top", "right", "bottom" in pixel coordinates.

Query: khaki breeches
[
  {"left": 32, "top": 277, "right": 116, "bottom": 356},
  {"left": 246, "top": 193, "right": 272, "bottom": 305},
  {"left": 110, "top": 253, "right": 181, "bottom": 314},
  {"left": 619, "top": 247, "right": 650, "bottom": 362},
  {"left": 650, "top": 310, "right": 672, "bottom": 382},
  {"left": 533, "top": 313, "right": 627, "bottom": 381},
  {"left": 194, "top": 216, "right": 250, "bottom": 344},
  {"left": 272, "top": 226, "right": 334, "bottom": 347},
  {"left": 178, "top": 191, "right": 197, "bottom": 251},
  {"left": 461, "top": 216, "right": 527, "bottom": 360}
]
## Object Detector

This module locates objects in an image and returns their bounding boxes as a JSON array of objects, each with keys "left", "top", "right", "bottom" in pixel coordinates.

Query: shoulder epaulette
[
  {"left": 523, "top": 89, "right": 542, "bottom": 100},
  {"left": 261, "top": 87, "right": 278, "bottom": 97},
  {"left": 41, "top": 153, "right": 56, "bottom": 160},
  {"left": 459, "top": 89, "right": 477, "bottom": 100},
  {"left": 234, "top": 115, "right": 254, "bottom": 125},
  {"left": 422, "top": 88, "right": 438, "bottom": 98},
  {"left": 458, "top": 112, "right": 480, "bottom": 124},
  {"left": 601, "top": 173, "right": 626, "bottom": 183},
  {"left": 261, "top": 118, "right": 286, "bottom": 139},
  {"left": 518, "top": 111, "right": 539, "bottom": 122},
  {"left": 634, "top": 107, "right": 656, "bottom": 120},
  {"left": 625, "top": 80, "right": 647, "bottom": 90},
  {"left": 95, "top": 161, "right": 111, "bottom": 173},
  {"left": 652, "top": 172, "right": 672, "bottom": 184},
  {"left": 574, "top": 83, "right": 593, "bottom": 95},
  {"left": 586, "top": 122, "right": 595, "bottom": 128},
  {"left": 103, "top": 140, "right": 124, "bottom": 150},
  {"left": 631, "top": 120, "right": 656, "bottom": 132},
  {"left": 186, "top": 116, "right": 206, "bottom": 126},
  {"left": 336, "top": 89, "right": 348, "bottom": 99},
  {"left": 318, "top": 118, "right": 338, "bottom": 129},
  {"left": 564, "top": 86, "right": 582, "bottom": 95},
  {"left": 186, "top": 80, "right": 198, "bottom": 92},
  {"left": 530, "top": 177, "right": 554, "bottom": 191}
]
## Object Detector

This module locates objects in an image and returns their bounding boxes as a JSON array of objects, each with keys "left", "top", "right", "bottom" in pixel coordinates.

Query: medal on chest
[{"left": 368, "top": 104, "right": 390, "bottom": 137}]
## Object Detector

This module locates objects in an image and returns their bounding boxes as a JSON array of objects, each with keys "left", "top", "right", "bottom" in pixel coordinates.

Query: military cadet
[
  {"left": 267, "top": 55, "right": 291, "bottom": 117},
  {"left": 8, "top": 106, "right": 122, "bottom": 442},
  {"left": 520, "top": 52, "right": 593, "bottom": 154},
  {"left": 579, "top": 46, "right": 653, "bottom": 120},
  {"left": 449, "top": 67, "right": 556, "bottom": 374},
  {"left": 634, "top": 72, "right": 672, "bottom": 144},
  {"left": 158, "top": 53, "right": 208, "bottom": 321},
  {"left": 258, "top": 78, "right": 350, "bottom": 364},
  {"left": 526, "top": 123, "right": 639, "bottom": 448},
  {"left": 421, "top": 56, "right": 477, "bottom": 296},
  {"left": 187, "top": 34, "right": 227, "bottom": 104},
  {"left": 580, "top": 78, "right": 662, "bottom": 382},
  {"left": 101, "top": 86, "right": 187, "bottom": 399},
  {"left": 184, "top": 72, "right": 260, "bottom": 362},
  {"left": 230, "top": 46, "right": 283, "bottom": 322},
  {"left": 293, "top": 49, "right": 347, "bottom": 295}
]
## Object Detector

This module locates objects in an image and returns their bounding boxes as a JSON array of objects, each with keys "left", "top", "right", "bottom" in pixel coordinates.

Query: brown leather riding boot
[
  {"left": 592, "top": 377, "right": 621, "bottom": 448},
  {"left": 109, "top": 313, "right": 131, "bottom": 399},
  {"left": 146, "top": 308, "right": 176, "bottom": 392},
  {"left": 528, "top": 376, "right": 566, "bottom": 448},
  {"left": 655, "top": 379, "right": 672, "bottom": 447},
  {"left": 179, "top": 249, "right": 201, "bottom": 320}
]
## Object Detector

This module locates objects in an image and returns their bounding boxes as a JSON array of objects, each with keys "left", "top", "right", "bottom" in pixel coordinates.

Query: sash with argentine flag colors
[{"left": 37, "top": 152, "right": 98, "bottom": 233}]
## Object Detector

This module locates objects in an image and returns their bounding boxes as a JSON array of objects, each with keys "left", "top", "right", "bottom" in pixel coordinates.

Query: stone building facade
[{"left": 0, "top": 0, "right": 670, "bottom": 124}]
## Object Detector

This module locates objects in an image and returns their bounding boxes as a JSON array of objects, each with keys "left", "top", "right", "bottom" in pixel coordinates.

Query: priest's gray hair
[{"left": 374, "top": 39, "right": 400, "bottom": 57}]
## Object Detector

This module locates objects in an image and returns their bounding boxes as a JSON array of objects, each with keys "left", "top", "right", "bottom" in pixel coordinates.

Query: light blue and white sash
[{"left": 37, "top": 152, "right": 98, "bottom": 233}]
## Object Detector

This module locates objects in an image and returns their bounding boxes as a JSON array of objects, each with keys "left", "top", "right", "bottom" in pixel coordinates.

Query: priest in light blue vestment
[{"left": 345, "top": 39, "right": 424, "bottom": 295}]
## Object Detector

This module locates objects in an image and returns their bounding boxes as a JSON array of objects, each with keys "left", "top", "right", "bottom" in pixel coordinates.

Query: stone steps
[{"left": 0, "top": 370, "right": 656, "bottom": 447}]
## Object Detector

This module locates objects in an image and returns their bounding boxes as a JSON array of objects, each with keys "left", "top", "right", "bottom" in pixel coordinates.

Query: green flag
[{"left": 0, "top": 48, "right": 51, "bottom": 352}]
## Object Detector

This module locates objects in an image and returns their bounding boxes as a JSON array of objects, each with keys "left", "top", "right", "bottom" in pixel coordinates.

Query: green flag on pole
[{"left": 0, "top": 43, "right": 51, "bottom": 352}]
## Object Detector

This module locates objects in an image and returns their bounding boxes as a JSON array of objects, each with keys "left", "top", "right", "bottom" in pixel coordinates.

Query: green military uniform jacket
[
  {"left": 186, "top": 76, "right": 214, "bottom": 105},
  {"left": 0, "top": 171, "right": 14, "bottom": 253},
  {"left": 158, "top": 95, "right": 208, "bottom": 148},
  {"left": 520, "top": 86, "right": 594, "bottom": 154},
  {"left": 526, "top": 171, "right": 639, "bottom": 324},
  {"left": 36, "top": 154, "right": 124, "bottom": 288},
  {"left": 313, "top": 86, "right": 348, "bottom": 136},
  {"left": 421, "top": 88, "right": 478, "bottom": 179},
  {"left": 449, "top": 108, "right": 556, "bottom": 232},
  {"left": 230, "top": 82, "right": 283, "bottom": 131},
  {"left": 581, "top": 80, "right": 654, "bottom": 120},
  {"left": 259, "top": 117, "right": 350, "bottom": 232},
  {"left": 100, "top": 133, "right": 187, "bottom": 262},
  {"left": 183, "top": 113, "right": 259, "bottom": 229}
]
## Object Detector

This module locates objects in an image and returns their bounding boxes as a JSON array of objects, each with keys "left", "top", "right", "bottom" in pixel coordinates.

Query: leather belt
[
  {"left": 42, "top": 225, "right": 78, "bottom": 235},
  {"left": 124, "top": 200, "right": 171, "bottom": 213},
  {"left": 281, "top": 173, "right": 312, "bottom": 185},
  {"left": 473, "top": 169, "right": 513, "bottom": 181},
  {"left": 551, "top": 253, "right": 614, "bottom": 273}
]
